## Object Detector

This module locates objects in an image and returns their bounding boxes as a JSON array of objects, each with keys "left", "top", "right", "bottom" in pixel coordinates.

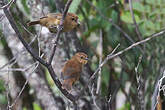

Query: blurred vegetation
[{"left": 0, "top": 0, "right": 165, "bottom": 110}]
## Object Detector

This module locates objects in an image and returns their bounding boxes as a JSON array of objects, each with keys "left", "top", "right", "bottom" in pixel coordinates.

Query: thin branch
[
  {"left": 0, "top": 34, "right": 38, "bottom": 71},
  {"left": 3, "top": 7, "right": 47, "bottom": 66},
  {"left": 153, "top": 71, "right": 165, "bottom": 110},
  {"left": 37, "top": 26, "right": 42, "bottom": 57},
  {"left": 96, "top": 29, "right": 103, "bottom": 94},
  {"left": 90, "top": 84, "right": 101, "bottom": 110},
  {"left": 54, "top": 0, "right": 65, "bottom": 13},
  {"left": 0, "top": 60, "right": 40, "bottom": 72},
  {"left": 135, "top": 55, "right": 144, "bottom": 110},
  {"left": 18, "top": 22, "right": 35, "bottom": 37},
  {"left": 0, "top": 0, "right": 15, "bottom": 9},
  {"left": 129, "top": 0, "right": 142, "bottom": 40},
  {"left": 77, "top": 29, "right": 165, "bottom": 100},
  {"left": 48, "top": 0, "right": 73, "bottom": 65},
  {"left": 47, "top": 65, "right": 76, "bottom": 102},
  {"left": 6, "top": 66, "right": 11, "bottom": 110},
  {"left": 84, "top": 0, "right": 143, "bottom": 53},
  {"left": 2, "top": 0, "right": 76, "bottom": 102},
  {"left": 0, "top": 22, "right": 39, "bottom": 71},
  {"left": 9, "top": 62, "right": 39, "bottom": 108},
  {"left": 107, "top": 94, "right": 112, "bottom": 110},
  {"left": 0, "top": 57, "right": 16, "bottom": 70},
  {"left": 76, "top": 44, "right": 120, "bottom": 99},
  {"left": 0, "top": 14, "right": 5, "bottom": 21}
]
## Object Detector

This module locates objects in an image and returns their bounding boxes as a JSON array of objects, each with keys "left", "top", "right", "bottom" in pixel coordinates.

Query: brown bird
[
  {"left": 27, "top": 12, "right": 79, "bottom": 33},
  {"left": 61, "top": 52, "right": 88, "bottom": 91}
]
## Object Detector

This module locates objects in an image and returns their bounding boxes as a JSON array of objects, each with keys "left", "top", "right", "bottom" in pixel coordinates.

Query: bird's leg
[
  {"left": 57, "top": 24, "right": 64, "bottom": 31},
  {"left": 48, "top": 25, "right": 58, "bottom": 33}
]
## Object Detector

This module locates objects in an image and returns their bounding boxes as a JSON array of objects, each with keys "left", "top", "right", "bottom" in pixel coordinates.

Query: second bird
[
  {"left": 61, "top": 52, "right": 88, "bottom": 91},
  {"left": 27, "top": 12, "right": 79, "bottom": 33}
]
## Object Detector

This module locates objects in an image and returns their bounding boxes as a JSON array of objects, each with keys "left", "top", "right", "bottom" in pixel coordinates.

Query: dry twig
[
  {"left": 128, "top": 0, "right": 142, "bottom": 41},
  {"left": 2, "top": 0, "right": 76, "bottom": 102}
]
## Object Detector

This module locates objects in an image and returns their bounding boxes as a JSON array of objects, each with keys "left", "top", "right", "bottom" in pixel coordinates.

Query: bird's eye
[
  {"left": 80, "top": 56, "right": 83, "bottom": 59},
  {"left": 71, "top": 18, "right": 75, "bottom": 21}
]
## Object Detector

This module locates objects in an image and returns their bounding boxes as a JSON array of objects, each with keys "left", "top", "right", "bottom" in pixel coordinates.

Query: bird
[
  {"left": 61, "top": 52, "right": 88, "bottom": 91},
  {"left": 27, "top": 12, "right": 79, "bottom": 33}
]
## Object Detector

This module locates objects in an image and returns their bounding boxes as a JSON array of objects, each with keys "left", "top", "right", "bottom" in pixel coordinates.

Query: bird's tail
[
  {"left": 27, "top": 20, "right": 40, "bottom": 26},
  {"left": 62, "top": 80, "right": 72, "bottom": 91}
]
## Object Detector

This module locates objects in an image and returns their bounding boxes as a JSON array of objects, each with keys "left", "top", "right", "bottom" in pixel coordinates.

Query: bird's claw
[{"left": 57, "top": 25, "right": 63, "bottom": 31}]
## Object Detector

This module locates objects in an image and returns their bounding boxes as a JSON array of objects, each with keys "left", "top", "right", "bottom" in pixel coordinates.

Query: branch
[
  {"left": 3, "top": 7, "right": 47, "bottom": 66},
  {"left": 2, "top": 0, "right": 76, "bottom": 102},
  {"left": 84, "top": 0, "right": 143, "bottom": 53},
  {"left": 0, "top": 0, "right": 15, "bottom": 9},
  {"left": 47, "top": 65, "right": 76, "bottom": 102},
  {"left": 54, "top": 0, "right": 65, "bottom": 13},
  {"left": 135, "top": 55, "right": 144, "bottom": 110},
  {"left": 96, "top": 29, "right": 103, "bottom": 94},
  {"left": 129, "top": 0, "right": 142, "bottom": 40},
  {"left": 48, "top": 0, "right": 73, "bottom": 65},
  {"left": 76, "top": 44, "right": 120, "bottom": 99},
  {"left": 9, "top": 62, "right": 39, "bottom": 108},
  {"left": 77, "top": 29, "right": 165, "bottom": 100},
  {"left": 90, "top": 84, "right": 101, "bottom": 110}
]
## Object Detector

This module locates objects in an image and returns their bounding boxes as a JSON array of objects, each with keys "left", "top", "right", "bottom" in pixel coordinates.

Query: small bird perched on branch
[
  {"left": 27, "top": 13, "right": 79, "bottom": 33},
  {"left": 61, "top": 52, "right": 88, "bottom": 91}
]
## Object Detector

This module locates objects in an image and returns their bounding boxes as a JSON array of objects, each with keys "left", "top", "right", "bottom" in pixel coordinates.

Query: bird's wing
[
  {"left": 39, "top": 16, "right": 48, "bottom": 19},
  {"left": 61, "top": 60, "right": 81, "bottom": 80},
  {"left": 47, "top": 13, "right": 62, "bottom": 20}
]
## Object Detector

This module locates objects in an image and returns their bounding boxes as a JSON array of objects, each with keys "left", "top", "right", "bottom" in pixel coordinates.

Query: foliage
[{"left": 0, "top": 0, "right": 165, "bottom": 109}]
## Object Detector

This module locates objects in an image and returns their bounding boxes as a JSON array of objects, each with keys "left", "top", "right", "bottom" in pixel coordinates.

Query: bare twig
[
  {"left": 77, "top": 44, "right": 120, "bottom": 99},
  {"left": 54, "top": 0, "right": 65, "bottom": 13},
  {"left": 48, "top": 0, "right": 73, "bottom": 65},
  {"left": 3, "top": 7, "right": 47, "bottom": 66},
  {"left": 0, "top": 0, "right": 15, "bottom": 9},
  {"left": 84, "top": 0, "right": 143, "bottom": 53},
  {"left": 0, "top": 60, "right": 40, "bottom": 72},
  {"left": 37, "top": 26, "right": 42, "bottom": 57},
  {"left": 0, "top": 35, "right": 38, "bottom": 72},
  {"left": 0, "top": 57, "right": 16, "bottom": 71},
  {"left": 90, "top": 84, "right": 101, "bottom": 110},
  {"left": 106, "top": 1, "right": 119, "bottom": 10},
  {"left": 0, "top": 14, "right": 5, "bottom": 21},
  {"left": 153, "top": 71, "right": 165, "bottom": 110},
  {"left": 6, "top": 66, "right": 11, "bottom": 110},
  {"left": 96, "top": 29, "right": 103, "bottom": 94},
  {"left": 0, "top": 24, "right": 39, "bottom": 71},
  {"left": 135, "top": 55, "right": 144, "bottom": 110},
  {"left": 107, "top": 94, "right": 112, "bottom": 110},
  {"left": 77, "top": 29, "right": 165, "bottom": 100},
  {"left": 129, "top": 0, "right": 142, "bottom": 40},
  {"left": 2, "top": 0, "right": 76, "bottom": 102},
  {"left": 9, "top": 62, "right": 39, "bottom": 108},
  {"left": 18, "top": 22, "right": 35, "bottom": 37}
]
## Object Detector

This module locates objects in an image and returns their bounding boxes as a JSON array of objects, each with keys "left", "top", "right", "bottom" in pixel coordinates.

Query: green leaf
[
  {"left": 23, "top": 107, "right": 27, "bottom": 110},
  {"left": 146, "top": 0, "right": 155, "bottom": 4},
  {"left": 119, "top": 102, "right": 131, "bottom": 110},
  {"left": 121, "top": 11, "right": 140, "bottom": 23},
  {"left": 0, "top": 80, "right": 5, "bottom": 92},
  {"left": 33, "top": 103, "right": 42, "bottom": 110},
  {"left": 133, "top": 2, "right": 145, "bottom": 12},
  {"left": 144, "top": 20, "right": 155, "bottom": 30},
  {"left": 102, "top": 67, "right": 110, "bottom": 87},
  {"left": 68, "top": 0, "right": 81, "bottom": 13},
  {"left": 21, "top": 0, "right": 30, "bottom": 14},
  {"left": 0, "top": 94, "right": 7, "bottom": 105}
]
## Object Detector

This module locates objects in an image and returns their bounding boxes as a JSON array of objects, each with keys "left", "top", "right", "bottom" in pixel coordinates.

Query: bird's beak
[
  {"left": 77, "top": 20, "right": 80, "bottom": 27},
  {"left": 85, "top": 57, "right": 88, "bottom": 60}
]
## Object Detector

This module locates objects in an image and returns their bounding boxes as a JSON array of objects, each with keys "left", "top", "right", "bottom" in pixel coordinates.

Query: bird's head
[
  {"left": 64, "top": 13, "right": 79, "bottom": 31},
  {"left": 73, "top": 52, "right": 88, "bottom": 65}
]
